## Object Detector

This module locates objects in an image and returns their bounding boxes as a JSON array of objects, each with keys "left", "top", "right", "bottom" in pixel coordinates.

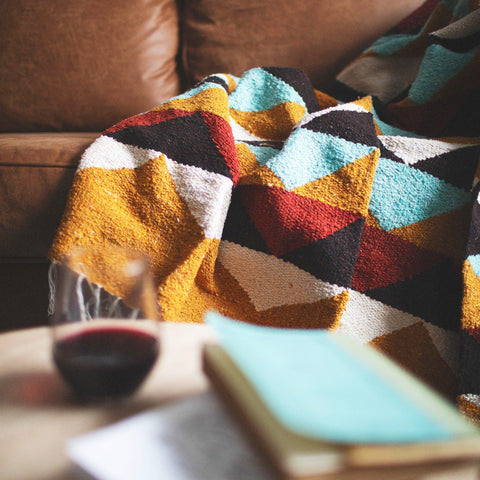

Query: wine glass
[{"left": 48, "top": 245, "right": 161, "bottom": 402}]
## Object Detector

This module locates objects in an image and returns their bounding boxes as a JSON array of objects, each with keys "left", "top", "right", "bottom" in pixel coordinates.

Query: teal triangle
[
  {"left": 409, "top": 44, "right": 478, "bottom": 105},
  {"left": 245, "top": 144, "right": 279, "bottom": 166},
  {"left": 229, "top": 68, "right": 306, "bottom": 112},
  {"left": 369, "top": 157, "right": 472, "bottom": 231},
  {"left": 267, "top": 129, "right": 377, "bottom": 190}
]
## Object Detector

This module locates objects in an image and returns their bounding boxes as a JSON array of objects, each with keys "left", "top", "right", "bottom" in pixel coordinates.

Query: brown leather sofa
[{"left": 0, "top": 0, "right": 423, "bottom": 331}]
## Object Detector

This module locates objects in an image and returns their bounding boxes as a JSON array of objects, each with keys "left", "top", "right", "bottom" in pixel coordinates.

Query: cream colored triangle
[
  {"left": 218, "top": 241, "right": 345, "bottom": 311},
  {"left": 78, "top": 135, "right": 164, "bottom": 171},
  {"left": 165, "top": 157, "right": 233, "bottom": 240},
  {"left": 296, "top": 101, "right": 370, "bottom": 128},
  {"left": 337, "top": 290, "right": 419, "bottom": 343},
  {"left": 379, "top": 136, "right": 480, "bottom": 165}
]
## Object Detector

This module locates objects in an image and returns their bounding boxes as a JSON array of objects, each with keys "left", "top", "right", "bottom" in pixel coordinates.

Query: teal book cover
[{"left": 203, "top": 311, "right": 480, "bottom": 480}]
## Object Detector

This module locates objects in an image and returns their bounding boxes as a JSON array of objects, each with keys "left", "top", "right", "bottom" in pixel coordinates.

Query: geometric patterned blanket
[{"left": 51, "top": 0, "right": 480, "bottom": 419}]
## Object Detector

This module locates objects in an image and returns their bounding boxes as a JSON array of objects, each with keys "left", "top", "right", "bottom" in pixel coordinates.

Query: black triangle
[
  {"left": 412, "top": 144, "right": 480, "bottom": 190},
  {"left": 106, "top": 112, "right": 232, "bottom": 178},
  {"left": 281, "top": 217, "right": 365, "bottom": 288},
  {"left": 379, "top": 141, "right": 405, "bottom": 164},
  {"left": 459, "top": 332, "right": 480, "bottom": 394},
  {"left": 326, "top": 80, "right": 362, "bottom": 103},
  {"left": 302, "top": 110, "right": 380, "bottom": 148},
  {"left": 465, "top": 190, "right": 480, "bottom": 256},
  {"left": 221, "top": 188, "right": 270, "bottom": 254},
  {"left": 364, "top": 259, "right": 462, "bottom": 331}
]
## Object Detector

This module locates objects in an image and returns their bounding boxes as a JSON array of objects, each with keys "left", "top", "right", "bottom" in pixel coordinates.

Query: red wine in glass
[{"left": 53, "top": 325, "right": 159, "bottom": 401}]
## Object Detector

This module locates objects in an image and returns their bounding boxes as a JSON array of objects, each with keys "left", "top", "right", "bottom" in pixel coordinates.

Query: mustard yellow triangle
[
  {"left": 293, "top": 150, "right": 379, "bottom": 216},
  {"left": 238, "top": 164, "right": 285, "bottom": 189},
  {"left": 314, "top": 89, "right": 338, "bottom": 109},
  {"left": 236, "top": 142, "right": 261, "bottom": 177},
  {"left": 390, "top": 205, "right": 470, "bottom": 261},
  {"left": 51, "top": 155, "right": 204, "bottom": 272},
  {"left": 230, "top": 101, "right": 306, "bottom": 141},
  {"left": 159, "top": 237, "right": 222, "bottom": 323},
  {"left": 153, "top": 87, "right": 231, "bottom": 123},
  {"left": 352, "top": 95, "right": 373, "bottom": 113},
  {"left": 462, "top": 260, "right": 480, "bottom": 331},
  {"left": 256, "top": 291, "right": 349, "bottom": 329}
]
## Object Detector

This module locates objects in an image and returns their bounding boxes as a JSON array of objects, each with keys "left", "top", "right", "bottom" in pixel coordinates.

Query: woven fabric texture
[{"left": 51, "top": 0, "right": 480, "bottom": 418}]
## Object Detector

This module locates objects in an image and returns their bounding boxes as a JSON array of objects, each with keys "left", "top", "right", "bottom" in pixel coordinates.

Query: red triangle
[
  {"left": 104, "top": 108, "right": 194, "bottom": 134},
  {"left": 352, "top": 224, "right": 444, "bottom": 291},
  {"left": 239, "top": 185, "right": 362, "bottom": 257},
  {"left": 201, "top": 111, "right": 240, "bottom": 185}
]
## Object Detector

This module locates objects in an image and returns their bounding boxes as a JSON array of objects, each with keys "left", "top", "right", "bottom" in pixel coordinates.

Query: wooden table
[{"left": 0, "top": 322, "right": 216, "bottom": 480}]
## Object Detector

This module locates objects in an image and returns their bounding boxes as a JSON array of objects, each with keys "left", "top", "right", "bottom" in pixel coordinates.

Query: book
[{"left": 202, "top": 311, "right": 480, "bottom": 480}]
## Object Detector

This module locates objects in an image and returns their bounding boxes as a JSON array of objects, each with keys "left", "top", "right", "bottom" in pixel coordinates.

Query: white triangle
[
  {"left": 165, "top": 157, "right": 233, "bottom": 239},
  {"left": 379, "top": 136, "right": 479, "bottom": 165},
  {"left": 296, "top": 102, "right": 369, "bottom": 129},
  {"left": 423, "top": 321, "right": 461, "bottom": 374},
  {"left": 337, "top": 290, "right": 419, "bottom": 343},
  {"left": 218, "top": 241, "right": 345, "bottom": 311},
  {"left": 78, "top": 135, "right": 164, "bottom": 171}
]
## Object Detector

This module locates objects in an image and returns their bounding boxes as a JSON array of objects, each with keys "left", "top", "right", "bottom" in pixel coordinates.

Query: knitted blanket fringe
[{"left": 51, "top": 0, "right": 480, "bottom": 419}]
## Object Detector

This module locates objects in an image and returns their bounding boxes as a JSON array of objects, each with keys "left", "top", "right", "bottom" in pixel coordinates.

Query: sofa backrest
[
  {"left": 180, "top": 0, "right": 425, "bottom": 90},
  {"left": 0, "top": 0, "right": 424, "bottom": 133},
  {"left": 0, "top": 0, "right": 180, "bottom": 133}
]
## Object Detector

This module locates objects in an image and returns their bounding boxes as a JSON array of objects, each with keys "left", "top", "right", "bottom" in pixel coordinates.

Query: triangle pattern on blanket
[
  {"left": 390, "top": 205, "right": 470, "bottom": 260},
  {"left": 364, "top": 258, "right": 463, "bottom": 331},
  {"left": 218, "top": 241, "right": 346, "bottom": 311},
  {"left": 411, "top": 145, "right": 480, "bottom": 190},
  {"left": 104, "top": 108, "right": 194, "bottom": 134},
  {"left": 379, "top": 136, "right": 480, "bottom": 190},
  {"left": 263, "top": 67, "right": 321, "bottom": 113},
  {"left": 352, "top": 224, "right": 444, "bottom": 292},
  {"left": 369, "top": 157, "right": 472, "bottom": 231},
  {"left": 165, "top": 157, "right": 233, "bottom": 240},
  {"left": 302, "top": 109, "right": 379, "bottom": 148},
  {"left": 371, "top": 322, "right": 459, "bottom": 398},
  {"left": 293, "top": 151, "right": 379, "bottom": 216},
  {"left": 280, "top": 218, "right": 365, "bottom": 288},
  {"left": 378, "top": 135, "right": 479, "bottom": 165},
  {"left": 238, "top": 184, "right": 363, "bottom": 257},
  {"left": 338, "top": 289, "right": 419, "bottom": 343},
  {"left": 267, "top": 128, "right": 378, "bottom": 191},
  {"left": 105, "top": 112, "right": 235, "bottom": 179},
  {"left": 221, "top": 188, "right": 270, "bottom": 253}
]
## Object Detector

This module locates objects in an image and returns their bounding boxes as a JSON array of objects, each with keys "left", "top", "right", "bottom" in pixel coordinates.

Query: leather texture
[
  {"left": 0, "top": 0, "right": 180, "bottom": 132},
  {"left": 0, "top": 133, "right": 98, "bottom": 258},
  {"left": 182, "top": 0, "right": 425, "bottom": 89}
]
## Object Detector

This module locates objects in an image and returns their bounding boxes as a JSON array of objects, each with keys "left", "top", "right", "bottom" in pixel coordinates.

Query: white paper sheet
[{"left": 67, "top": 391, "right": 275, "bottom": 480}]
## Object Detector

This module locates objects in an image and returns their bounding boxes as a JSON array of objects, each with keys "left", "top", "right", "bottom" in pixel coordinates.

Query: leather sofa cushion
[
  {"left": 0, "top": 133, "right": 98, "bottom": 258},
  {"left": 182, "top": 0, "right": 424, "bottom": 89},
  {"left": 0, "top": 0, "right": 180, "bottom": 133}
]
